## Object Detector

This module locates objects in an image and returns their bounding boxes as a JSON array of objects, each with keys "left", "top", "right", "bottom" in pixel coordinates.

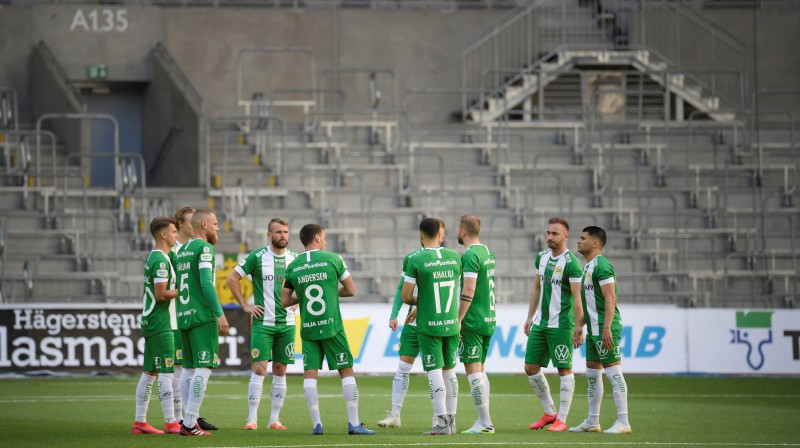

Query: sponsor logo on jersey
[
  {"left": 199, "top": 351, "right": 210, "bottom": 362},
  {"left": 423, "top": 259, "right": 458, "bottom": 268},
  {"left": 251, "top": 348, "right": 260, "bottom": 359},
  {"left": 424, "top": 354, "right": 435, "bottom": 366},
  {"left": 200, "top": 253, "right": 213, "bottom": 262},
  {"left": 458, "top": 339, "right": 464, "bottom": 355},
  {"left": 154, "top": 356, "right": 162, "bottom": 367},
  {"left": 293, "top": 262, "right": 328, "bottom": 272},
  {"left": 731, "top": 311, "right": 773, "bottom": 371},
  {"left": 595, "top": 340, "right": 609, "bottom": 357},
  {"left": 554, "top": 344, "right": 570, "bottom": 363},
  {"left": 156, "top": 269, "right": 168, "bottom": 277},
  {"left": 336, "top": 352, "right": 349, "bottom": 365},
  {"left": 468, "top": 346, "right": 480, "bottom": 357},
  {"left": 285, "top": 342, "right": 295, "bottom": 358}
]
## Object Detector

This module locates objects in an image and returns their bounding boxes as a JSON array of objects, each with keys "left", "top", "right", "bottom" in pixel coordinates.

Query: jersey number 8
[{"left": 305, "top": 284, "right": 326, "bottom": 316}]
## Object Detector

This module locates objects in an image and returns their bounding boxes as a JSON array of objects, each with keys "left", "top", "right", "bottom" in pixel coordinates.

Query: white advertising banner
[
  {"left": 286, "top": 304, "right": 689, "bottom": 374},
  {"left": 687, "top": 309, "right": 800, "bottom": 374},
  {"left": 1, "top": 304, "right": 797, "bottom": 374}
]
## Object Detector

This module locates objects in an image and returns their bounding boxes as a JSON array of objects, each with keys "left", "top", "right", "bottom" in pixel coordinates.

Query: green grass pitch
[{"left": 1, "top": 374, "right": 798, "bottom": 447}]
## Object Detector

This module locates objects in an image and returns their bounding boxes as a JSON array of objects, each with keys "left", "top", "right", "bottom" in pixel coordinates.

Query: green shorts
[
  {"left": 459, "top": 328, "right": 492, "bottom": 364},
  {"left": 302, "top": 330, "right": 353, "bottom": 371},
  {"left": 418, "top": 332, "right": 458, "bottom": 372},
  {"left": 585, "top": 332, "right": 622, "bottom": 364},
  {"left": 525, "top": 326, "right": 573, "bottom": 368},
  {"left": 251, "top": 325, "right": 296, "bottom": 365},
  {"left": 180, "top": 321, "right": 219, "bottom": 369},
  {"left": 143, "top": 331, "right": 175, "bottom": 373},
  {"left": 173, "top": 329, "right": 183, "bottom": 366},
  {"left": 398, "top": 324, "right": 420, "bottom": 358}
]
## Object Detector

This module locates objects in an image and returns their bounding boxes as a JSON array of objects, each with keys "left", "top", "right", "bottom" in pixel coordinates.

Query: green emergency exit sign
[{"left": 88, "top": 65, "right": 108, "bottom": 79}]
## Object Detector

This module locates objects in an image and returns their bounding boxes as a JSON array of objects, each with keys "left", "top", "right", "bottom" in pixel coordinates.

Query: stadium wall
[{"left": 1, "top": 304, "right": 798, "bottom": 375}]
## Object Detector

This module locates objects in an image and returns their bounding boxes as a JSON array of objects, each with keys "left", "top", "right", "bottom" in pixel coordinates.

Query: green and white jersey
[
  {"left": 404, "top": 247, "right": 462, "bottom": 337},
  {"left": 581, "top": 254, "right": 622, "bottom": 336},
  {"left": 235, "top": 246, "right": 299, "bottom": 328},
  {"left": 284, "top": 250, "right": 349, "bottom": 341},
  {"left": 461, "top": 244, "right": 497, "bottom": 336},
  {"left": 532, "top": 249, "right": 582, "bottom": 329},
  {"left": 167, "top": 242, "right": 184, "bottom": 331},
  {"left": 390, "top": 248, "right": 422, "bottom": 327},
  {"left": 141, "top": 250, "right": 175, "bottom": 338},
  {"left": 174, "top": 238, "right": 224, "bottom": 330}
]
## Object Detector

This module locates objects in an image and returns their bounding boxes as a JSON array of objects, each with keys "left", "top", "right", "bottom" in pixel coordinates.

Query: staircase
[
  {"left": 462, "top": 0, "right": 747, "bottom": 125},
  {"left": 467, "top": 49, "right": 737, "bottom": 124}
]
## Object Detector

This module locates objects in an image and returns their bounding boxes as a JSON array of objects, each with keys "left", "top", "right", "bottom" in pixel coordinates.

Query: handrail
[
  {"left": 236, "top": 47, "right": 316, "bottom": 113},
  {"left": 0, "top": 87, "right": 19, "bottom": 132},
  {"left": 37, "top": 113, "right": 121, "bottom": 190},
  {"left": 62, "top": 153, "right": 147, "bottom": 233},
  {"left": 148, "top": 125, "right": 182, "bottom": 179},
  {"left": 318, "top": 68, "right": 397, "bottom": 113}
]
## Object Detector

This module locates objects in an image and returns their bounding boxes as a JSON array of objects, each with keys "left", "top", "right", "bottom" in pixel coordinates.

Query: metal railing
[
  {"left": 462, "top": 0, "right": 747, "bottom": 121},
  {"left": 629, "top": 0, "right": 747, "bottom": 113}
]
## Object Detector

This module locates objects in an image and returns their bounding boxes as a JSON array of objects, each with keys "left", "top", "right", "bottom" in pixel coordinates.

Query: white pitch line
[{"left": 212, "top": 442, "right": 800, "bottom": 448}]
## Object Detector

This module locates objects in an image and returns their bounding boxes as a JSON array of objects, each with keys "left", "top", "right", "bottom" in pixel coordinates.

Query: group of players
[{"left": 132, "top": 207, "right": 633, "bottom": 436}]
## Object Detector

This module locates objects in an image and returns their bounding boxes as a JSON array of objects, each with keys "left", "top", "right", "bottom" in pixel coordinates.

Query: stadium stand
[{"left": 0, "top": 0, "right": 796, "bottom": 308}]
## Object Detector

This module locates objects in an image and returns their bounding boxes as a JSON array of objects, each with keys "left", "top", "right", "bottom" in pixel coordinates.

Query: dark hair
[
  {"left": 458, "top": 214, "right": 481, "bottom": 237},
  {"left": 268, "top": 218, "right": 289, "bottom": 232},
  {"left": 174, "top": 206, "right": 196, "bottom": 230},
  {"left": 548, "top": 217, "right": 570, "bottom": 231},
  {"left": 583, "top": 225, "right": 607, "bottom": 247},
  {"left": 299, "top": 223, "right": 324, "bottom": 246},
  {"left": 150, "top": 216, "right": 176, "bottom": 238},
  {"left": 419, "top": 218, "right": 441, "bottom": 239}
]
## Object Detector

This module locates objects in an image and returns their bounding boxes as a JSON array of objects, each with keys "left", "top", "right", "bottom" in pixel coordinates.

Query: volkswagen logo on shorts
[
  {"left": 424, "top": 354, "right": 435, "bottom": 366},
  {"left": 154, "top": 357, "right": 162, "bottom": 366},
  {"left": 199, "top": 351, "right": 210, "bottom": 362},
  {"left": 285, "top": 342, "right": 295, "bottom": 358},
  {"left": 554, "top": 344, "right": 570, "bottom": 363},
  {"left": 468, "top": 346, "right": 480, "bottom": 357},
  {"left": 336, "top": 352, "right": 348, "bottom": 364},
  {"left": 596, "top": 340, "right": 609, "bottom": 357},
  {"left": 458, "top": 339, "right": 464, "bottom": 355}
]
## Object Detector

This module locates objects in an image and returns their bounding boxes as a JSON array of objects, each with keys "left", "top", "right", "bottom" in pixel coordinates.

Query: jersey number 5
[
  {"left": 179, "top": 273, "right": 190, "bottom": 305},
  {"left": 433, "top": 280, "right": 456, "bottom": 314}
]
